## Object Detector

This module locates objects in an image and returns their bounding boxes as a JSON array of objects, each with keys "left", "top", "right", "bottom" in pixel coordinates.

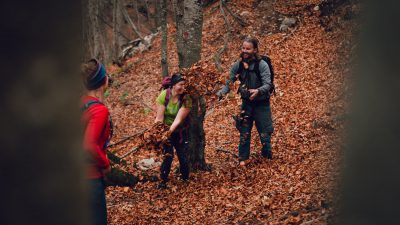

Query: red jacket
[{"left": 81, "top": 96, "right": 111, "bottom": 179}]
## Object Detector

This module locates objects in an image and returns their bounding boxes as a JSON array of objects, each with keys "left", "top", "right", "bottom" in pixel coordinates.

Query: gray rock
[
  {"left": 282, "top": 17, "right": 296, "bottom": 27},
  {"left": 240, "top": 10, "right": 250, "bottom": 17},
  {"left": 279, "top": 24, "right": 289, "bottom": 31},
  {"left": 137, "top": 158, "right": 161, "bottom": 171}
]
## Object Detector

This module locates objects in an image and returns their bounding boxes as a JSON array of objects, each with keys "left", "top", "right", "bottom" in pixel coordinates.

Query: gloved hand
[
  {"left": 216, "top": 89, "right": 224, "bottom": 97},
  {"left": 217, "top": 87, "right": 229, "bottom": 100}
]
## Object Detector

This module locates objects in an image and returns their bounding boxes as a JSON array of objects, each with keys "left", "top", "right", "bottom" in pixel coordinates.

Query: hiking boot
[
  {"left": 180, "top": 175, "right": 189, "bottom": 181},
  {"left": 261, "top": 151, "right": 273, "bottom": 160},
  {"left": 181, "top": 178, "right": 189, "bottom": 185},
  {"left": 158, "top": 182, "right": 167, "bottom": 190}
]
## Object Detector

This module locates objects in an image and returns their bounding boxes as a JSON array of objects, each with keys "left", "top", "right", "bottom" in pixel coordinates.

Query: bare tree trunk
[
  {"left": 86, "top": 0, "right": 107, "bottom": 61},
  {"left": 113, "top": 0, "right": 124, "bottom": 63},
  {"left": 187, "top": 95, "right": 209, "bottom": 171},
  {"left": 121, "top": 3, "right": 146, "bottom": 42},
  {"left": 144, "top": 0, "right": 150, "bottom": 21},
  {"left": 160, "top": 0, "right": 169, "bottom": 77},
  {"left": 181, "top": 0, "right": 203, "bottom": 68},
  {"left": 82, "top": 0, "right": 91, "bottom": 60},
  {"left": 153, "top": 0, "right": 161, "bottom": 31},
  {"left": 135, "top": 0, "right": 140, "bottom": 29},
  {"left": 213, "top": 0, "right": 232, "bottom": 72},
  {"left": 172, "top": 0, "right": 185, "bottom": 68},
  {"left": 173, "top": 0, "right": 208, "bottom": 171}
]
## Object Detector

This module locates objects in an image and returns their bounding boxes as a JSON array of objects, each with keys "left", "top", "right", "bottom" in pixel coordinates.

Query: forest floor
[{"left": 104, "top": 0, "right": 357, "bottom": 224}]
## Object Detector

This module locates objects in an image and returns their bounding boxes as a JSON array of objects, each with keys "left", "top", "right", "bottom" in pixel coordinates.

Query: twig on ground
[
  {"left": 216, "top": 147, "right": 238, "bottom": 158},
  {"left": 222, "top": 0, "right": 248, "bottom": 27},
  {"left": 108, "top": 128, "right": 149, "bottom": 149}
]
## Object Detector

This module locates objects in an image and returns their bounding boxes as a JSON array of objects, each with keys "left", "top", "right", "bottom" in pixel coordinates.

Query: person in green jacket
[{"left": 155, "top": 73, "right": 192, "bottom": 189}]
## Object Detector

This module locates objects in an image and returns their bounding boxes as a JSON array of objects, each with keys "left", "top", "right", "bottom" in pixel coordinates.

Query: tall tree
[
  {"left": 173, "top": 0, "right": 208, "bottom": 170},
  {"left": 84, "top": 0, "right": 107, "bottom": 61},
  {"left": 113, "top": 0, "right": 124, "bottom": 62},
  {"left": 153, "top": 0, "right": 162, "bottom": 31},
  {"left": 160, "top": 0, "right": 169, "bottom": 77},
  {"left": 173, "top": 0, "right": 203, "bottom": 68},
  {"left": 122, "top": 2, "right": 146, "bottom": 43}
]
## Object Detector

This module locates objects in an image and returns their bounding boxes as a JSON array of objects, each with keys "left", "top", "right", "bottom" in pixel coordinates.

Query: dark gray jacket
[{"left": 220, "top": 59, "right": 272, "bottom": 101}]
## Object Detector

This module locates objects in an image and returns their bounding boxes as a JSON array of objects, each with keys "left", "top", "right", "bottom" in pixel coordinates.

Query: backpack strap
[
  {"left": 164, "top": 88, "right": 184, "bottom": 109},
  {"left": 253, "top": 59, "right": 262, "bottom": 84},
  {"left": 237, "top": 59, "right": 261, "bottom": 83},
  {"left": 237, "top": 61, "right": 244, "bottom": 79},
  {"left": 82, "top": 99, "right": 113, "bottom": 150},
  {"left": 164, "top": 88, "right": 171, "bottom": 107},
  {"left": 81, "top": 99, "right": 103, "bottom": 112},
  {"left": 254, "top": 57, "right": 276, "bottom": 95}
]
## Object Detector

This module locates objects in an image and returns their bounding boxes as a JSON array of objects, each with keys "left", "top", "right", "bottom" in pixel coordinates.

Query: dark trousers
[
  {"left": 89, "top": 178, "right": 107, "bottom": 225},
  {"left": 238, "top": 99, "right": 274, "bottom": 160},
  {"left": 160, "top": 130, "right": 190, "bottom": 182}
]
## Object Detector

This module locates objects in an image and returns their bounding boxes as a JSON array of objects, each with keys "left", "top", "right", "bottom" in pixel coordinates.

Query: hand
[
  {"left": 161, "top": 130, "right": 173, "bottom": 145},
  {"left": 216, "top": 90, "right": 224, "bottom": 98},
  {"left": 154, "top": 120, "right": 163, "bottom": 125},
  {"left": 249, "top": 89, "right": 259, "bottom": 101},
  {"left": 166, "top": 130, "right": 173, "bottom": 137}
]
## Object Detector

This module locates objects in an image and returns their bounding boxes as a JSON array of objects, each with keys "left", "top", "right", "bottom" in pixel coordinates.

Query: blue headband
[{"left": 86, "top": 59, "right": 107, "bottom": 90}]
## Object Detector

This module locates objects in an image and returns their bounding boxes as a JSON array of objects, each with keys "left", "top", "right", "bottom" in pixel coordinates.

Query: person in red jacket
[{"left": 81, "top": 58, "right": 112, "bottom": 225}]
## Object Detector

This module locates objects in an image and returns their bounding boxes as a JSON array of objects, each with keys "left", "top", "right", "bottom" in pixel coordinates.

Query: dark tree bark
[
  {"left": 122, "top": 3, "right": 145, "bottom": 42},
  {"left": 172, "top": 0, "right": 185, "bottom": 68},
  {"left": 0, "top": 1, "right": 88, "bottom": 225},
  {"left": 84, "top": 0, "right": 107, "bottom": 61},
  {"left": 113, "top": 0, "right": 124, "bottom": 63},
  {"left": 160, "top": 0, "right": 169, "bottom": 77},
  {"left": 187, "top": 95, "right": 209, "bottom": 171},
  {"left": 153, "top": 0, "right": 161, "bottom": 31},
  {"left": 143, "top": 0, "right": 151, "bottom": 21}
]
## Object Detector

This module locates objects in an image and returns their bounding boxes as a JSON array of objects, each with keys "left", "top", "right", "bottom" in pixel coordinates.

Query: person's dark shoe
[
  {"left": 158, "top": 182, "right": 167, "bottom": 190},
  {"left": 262, "top": 151, "right": 273, "bottom": 160}
]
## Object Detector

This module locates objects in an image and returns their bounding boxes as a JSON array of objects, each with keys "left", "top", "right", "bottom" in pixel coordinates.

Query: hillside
[{"left": 104, "top": 0, "right": 356, "bottom": 224}]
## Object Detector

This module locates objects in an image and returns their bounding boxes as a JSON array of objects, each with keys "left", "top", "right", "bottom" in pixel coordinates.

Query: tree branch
[
  {"left": 213, "top": 0, "right": 232, "bottom": 72},
  {"left": 96, "top": 14, "right": 131, "bottom": 41},
  {"left": 121, "top": 4, "right": 147, "bottom": 44},
  {"left": 108, "top": 128, "right": 148, "bottom": 149},
  {"left": 222, "top": 0, "right": 248, "bottom": 27},
  {"left": 120, "top": 144, "right": 142, "bottom": 159},
  {"left": 216, "top": 147, "right": 238, "bottom": 158}
]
